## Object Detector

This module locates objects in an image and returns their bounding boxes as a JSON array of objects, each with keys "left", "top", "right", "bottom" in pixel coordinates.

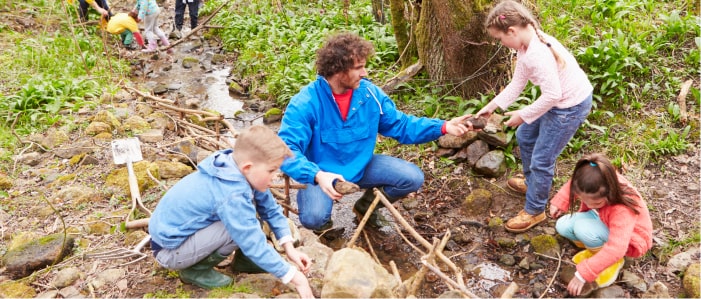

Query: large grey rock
[
  {"left": 473, "top": 150, "right": 506, "bottom": 178},
  {"left": 666, "top": 246, "right": 700, "bottom": 274}
]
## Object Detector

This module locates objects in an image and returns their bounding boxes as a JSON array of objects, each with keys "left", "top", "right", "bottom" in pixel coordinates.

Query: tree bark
[
  {"left": 389, "top": 0, "right": 417, "bottom": 68},
  {"left": 371, "top": 0, "right": 387, "bottom": 24},
  {"left": 391, "top": 0, "right": 510, "bottom": 101}
]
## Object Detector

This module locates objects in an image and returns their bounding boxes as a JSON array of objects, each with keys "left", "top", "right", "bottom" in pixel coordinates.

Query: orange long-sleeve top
[{"left": 550, "top": 174, "right": 653, "bottom": 282}]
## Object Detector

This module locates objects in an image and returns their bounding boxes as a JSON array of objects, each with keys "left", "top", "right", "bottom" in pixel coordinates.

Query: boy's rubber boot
[
  {"left": 352, "top": 187, "right": 397, "bottom": 228},
  {"left": 179, "top": 252, "right": 232, "bottom": 289},
  {"left": 142, "top": 38, "right": 158, "bottom": 53},
  {"left": 231, "top": 250, "right": 266, "bottom": 274}
]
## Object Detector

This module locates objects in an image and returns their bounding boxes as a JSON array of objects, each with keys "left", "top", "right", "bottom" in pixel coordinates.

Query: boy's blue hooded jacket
[
  {"left": 149, "top": 149, "right": 293, "bottom": 280},
  {"left": 279, "top": 76, "right": 446, "bottom": 184}
]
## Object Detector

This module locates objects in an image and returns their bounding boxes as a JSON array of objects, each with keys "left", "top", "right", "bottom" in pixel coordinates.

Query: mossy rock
[
  {"left": 683, "top": 262, "right": 700, "bottom": 298},
  {"left": 530, "top": 234, "right": 560, "bottom": 257},
  {"left": 0, "top": 281, "right": 36, "bottom": 298},
  {"left": 3, "top": 233, "right": 75, "bottom": 279},
  {"left": 0, "top": 174, "right": 12, "bottom": 190},
  {"left": 104, "top": 161, "right": 159, "bottom": 196},
  {"left": 462, "top": 188, "right": 492, "bottom": 217}
]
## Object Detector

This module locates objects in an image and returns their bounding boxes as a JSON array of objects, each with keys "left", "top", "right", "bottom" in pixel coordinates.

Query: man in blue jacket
[{"left": 278, "top": 32, "right": 472, "bottom": 231}]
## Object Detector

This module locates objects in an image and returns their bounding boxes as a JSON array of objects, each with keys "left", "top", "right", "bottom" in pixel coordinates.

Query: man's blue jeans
[
  {"left": 555, "top": 210, "right": 609, "bottom": 248},
  {"left": 518, "top": 94, "right": 592, "bottom": 215},
  {"left": 296, "top": 154, "right": 424, "bottom": 230}
]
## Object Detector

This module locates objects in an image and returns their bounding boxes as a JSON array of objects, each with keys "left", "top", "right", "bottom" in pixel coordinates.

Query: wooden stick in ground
[
  {"left": 408, "top": 237, "right": 442, "bottom": 296},
  {"left": 538, "top": 251, "right": 562, "bottom": 299},
  {"left": 270, "top": 183, "right": 306, "bottom": 189},
  {"left": 420, "top": 260, "right": 479, "bottom": 298},
  {"left": 124, "top": 85, "right": 175, "bottom": 104},
  {"left": 125, "top": 218, "right": 150, "bottom": 229},
  {"left": 362, "top": 230, "right": 381, "bottom": 264},
  {"left": 377, "top": 193, "right": 464, "bottom": 284},
  {"left": 161, "top": 2, "right": 228, "bottom": 51},
  {"left": 270, "top": 188, "right": 299, "bottom": 214},
  {"left": 346, "top": 188, "right": 383, "bottom": 247},
  {"left": 677, "top": 79, "right": 693, "bottom": 125}
]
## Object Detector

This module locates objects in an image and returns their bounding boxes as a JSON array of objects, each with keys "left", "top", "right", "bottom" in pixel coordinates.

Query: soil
[{"left": 1, "top": 1, "right": 700, "bottom": 298}]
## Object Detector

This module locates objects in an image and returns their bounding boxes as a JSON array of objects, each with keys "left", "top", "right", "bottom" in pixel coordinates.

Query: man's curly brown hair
[{"left": 315, "top": 32, "right": 374, "bottom": 77}]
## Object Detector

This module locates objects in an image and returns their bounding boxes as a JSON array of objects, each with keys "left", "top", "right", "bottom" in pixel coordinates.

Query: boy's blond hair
[{"left": 233, "top": 125, "right": 292, "bottom": 163}]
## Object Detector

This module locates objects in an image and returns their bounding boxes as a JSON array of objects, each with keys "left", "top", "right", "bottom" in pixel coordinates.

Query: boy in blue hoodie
[{"left": 148, "top": 125, "right": 313, "bottom": 298}]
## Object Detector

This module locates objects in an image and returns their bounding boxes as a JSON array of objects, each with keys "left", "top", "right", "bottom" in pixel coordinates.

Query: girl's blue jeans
[
  {"left": 296, "top": 154, "right": 424, "bottom": 230},
  {"left": 518, "top": 94, "right": 592, "bottom": 215},
  {"left": 555, "top": 210, "right": 609, "bottom": 248}
]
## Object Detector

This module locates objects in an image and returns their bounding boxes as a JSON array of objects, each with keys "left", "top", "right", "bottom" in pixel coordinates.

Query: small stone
[{"left": 333, "top": 181, "right": 359, "bottom": 195}]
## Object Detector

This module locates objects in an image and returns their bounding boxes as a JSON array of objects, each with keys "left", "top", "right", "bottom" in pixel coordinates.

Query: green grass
[
  {"left": 0, "top": 0, "right": 131, "bottom": 155},
  {"left": 207, "top": 0, "right": 397, "bottom": 107}
]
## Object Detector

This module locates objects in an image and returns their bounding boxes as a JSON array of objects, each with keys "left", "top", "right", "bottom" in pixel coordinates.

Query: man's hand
[
  {"left": 444, "top": 114, "right": 470, "bottom": 136},
  {"left": 315, "top": 171, "right": 343, "bottom": 201}
]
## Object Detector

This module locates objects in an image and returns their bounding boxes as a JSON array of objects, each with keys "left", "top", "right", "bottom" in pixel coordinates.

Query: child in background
[
  {"left": 148, "top": 125, "right": 314, "bottom": 298},
  {"left": 550, "top": 153, "right": 653, "bottom": 296},
  {"left": 475, "top": 0, "right": 593, "bottom": 233},
  {"left": 105, "top": 11, "right": 145, "bottom": 50},
  {"left": 133, "top": 0, "right": 170, "bottom": 53}
]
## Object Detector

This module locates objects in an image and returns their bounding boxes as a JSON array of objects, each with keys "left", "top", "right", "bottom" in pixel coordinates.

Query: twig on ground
[
  {"left": 677, "top": 79, "right": 693, "bottom": 125},
  {"left": 538, "top": 250, "right": 562, "bottom": 299},
  {"left": 363, "top": 230, "right": 381, "bottom": 265}
]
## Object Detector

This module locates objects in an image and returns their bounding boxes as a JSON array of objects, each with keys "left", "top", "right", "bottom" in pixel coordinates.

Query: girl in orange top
[{"left": 549, "top": 153, "right": 653, "bottom": 296}]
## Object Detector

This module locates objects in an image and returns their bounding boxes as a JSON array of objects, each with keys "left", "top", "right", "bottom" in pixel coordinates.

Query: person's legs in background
[
  {"left": 173, "top": 0, "right": 186, "bottom": 38},
  {"left": 187, "top": 0, "right": 200, "bottom": 30}
]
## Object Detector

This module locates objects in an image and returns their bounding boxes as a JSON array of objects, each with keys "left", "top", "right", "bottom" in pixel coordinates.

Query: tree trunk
[
  {"left": 390, "top": 0, "right": 510, "bottom": 101},
  {"left": 371, "top": 0, "right": 387, "bottom": 24},
  {"left": 389, "top": 0, "right": 418, "bottom": 68}
]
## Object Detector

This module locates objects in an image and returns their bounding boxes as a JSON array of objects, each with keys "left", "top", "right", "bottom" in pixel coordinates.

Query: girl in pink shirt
[
  {"left": 476, "top": 0, "right": 593, "bottom": 233},
  {"left": 550, "top": 153, "right": 653, "bottom": 296}
]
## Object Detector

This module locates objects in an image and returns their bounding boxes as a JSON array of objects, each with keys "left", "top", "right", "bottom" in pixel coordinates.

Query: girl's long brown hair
[
  {"left": 568, "top": 153, "right": 640, "bottom": 214},
  {"left": 484, "top": 0, "right": 566, "bottom": 69}
]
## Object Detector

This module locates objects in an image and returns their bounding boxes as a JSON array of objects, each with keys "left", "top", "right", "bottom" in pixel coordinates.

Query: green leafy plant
[{"left": 646, "top": 125, "right": 691, "bottom": 157}]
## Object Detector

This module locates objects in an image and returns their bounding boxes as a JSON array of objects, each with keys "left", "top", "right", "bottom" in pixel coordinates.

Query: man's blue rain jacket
[{"left": 279, "top": 76, "right": 446, "bottom": 184}]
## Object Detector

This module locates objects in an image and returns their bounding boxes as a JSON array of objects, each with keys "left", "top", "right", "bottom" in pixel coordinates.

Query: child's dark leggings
[{"left": 175, "top": 0, "right": 200, "bottom": 30}]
